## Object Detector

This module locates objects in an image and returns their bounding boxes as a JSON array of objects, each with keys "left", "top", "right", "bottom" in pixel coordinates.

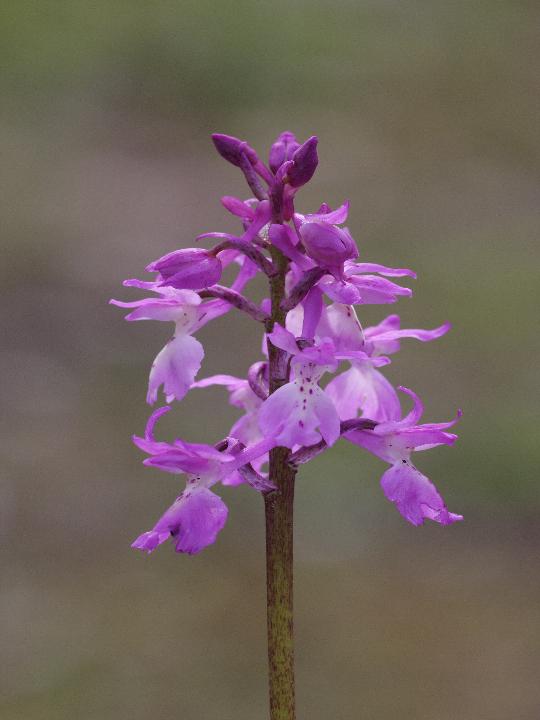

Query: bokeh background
[{"left": 2, "top": 2, "right": 539, "bottom": 718}]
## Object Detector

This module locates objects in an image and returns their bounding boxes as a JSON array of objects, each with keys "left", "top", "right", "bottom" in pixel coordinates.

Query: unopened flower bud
[
  {"left": 212, "top": 133, "right": 259, "bottom": 167},
  {"left": 299, "top": 222, "right": 358, "bottom": 267},
  {"left": 287, "top": 136, "right": 318, "bottom": 188},
  {"left": 147, "top": 248, "right": 222, "bottom": 290},
  {"left": 268, "top": 131, "right": 300, "bottom": 173}
]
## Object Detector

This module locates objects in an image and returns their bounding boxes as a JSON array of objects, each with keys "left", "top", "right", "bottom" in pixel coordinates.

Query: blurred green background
[{"left": 2, "top": 2, "right": 539, "bottom": 718}]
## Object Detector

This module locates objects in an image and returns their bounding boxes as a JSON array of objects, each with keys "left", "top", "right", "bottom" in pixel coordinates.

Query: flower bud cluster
[{"left": 112, "top": 130, "right": 462, "bottom": 556}]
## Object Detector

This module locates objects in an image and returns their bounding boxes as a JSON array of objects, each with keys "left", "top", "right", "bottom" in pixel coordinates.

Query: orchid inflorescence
[{"left": 111, "top": 130, "right": 462, "bottom": 557}]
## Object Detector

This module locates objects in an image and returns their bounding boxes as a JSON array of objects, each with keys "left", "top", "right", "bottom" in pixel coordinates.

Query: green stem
[{"left": 265, "top": 247, "right": 296, "bottom": 720}]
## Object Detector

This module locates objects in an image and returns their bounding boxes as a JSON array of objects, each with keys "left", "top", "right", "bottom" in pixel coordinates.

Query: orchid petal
[
  {"left": 267, "top": 324, "right": 300, "bottom": 356},
  {"left": 381, "top": 461, "right": 462, "bottom": 526},
  {"left": 345, "top": 263, "right": 416, "bottom": 279},
  {"left": 374, "top": 386, "right": 423, "bottom": 433},
  {"left": 326, "top": 365, "right": 401, "bottom": 423},
  {"left": 147, "top": 334, "right": 204, "bottom": 404}
]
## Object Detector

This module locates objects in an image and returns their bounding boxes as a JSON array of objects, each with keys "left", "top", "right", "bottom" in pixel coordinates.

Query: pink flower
[
  {"left": 112, "top": 130, "right": 463, "bottom": 561},
  {"left": 321, "top": 304, "right": 451, "bottom": 422},
  {"left": 110, "top": 286, "right": 228, "bottom": 404},
  {"left": 131, "top": 407, "right": 276, "bottom": 554},
  {"left": 258, "top": 325, "right": 342, "bottom": 448},
  {"left": 345, "top": 387, "right": 462, "bottom": 526}
]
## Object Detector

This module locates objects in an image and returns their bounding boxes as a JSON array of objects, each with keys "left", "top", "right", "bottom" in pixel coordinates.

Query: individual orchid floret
[
  {"left": 295, "top": 301, "right": 399, "bottom": 422},
  {"left": 132, "top": 487, "right": 229, "bottom": 555},
  {"left": 319, "top": 260, "right": 416, "bottom": 305},
  {"left": 269, "top": 131, "right": 300, "bottom": 173},
  {"left": 320, "top": 304, "right": 451, "bottom": 422},
  {"left": 110, "top": 288, "right": 211, "bottom": 404},
  {"left": 345, "top": 387, "right": 463, "bottom": 526},
  {"left": 283, "top": 258, "right": 416, "bottom": 310},
  {"left": 132, "top": 407, "right": 276, "bottom": 554},
  {"left": 145, "top": 248, "right": 223, "bottom": 290},
  {"left": 131, "top": 407, "right": 230, "bottom": 554},
  {"left": 258, "top": 324, "right": 346, "bottom": 448}
]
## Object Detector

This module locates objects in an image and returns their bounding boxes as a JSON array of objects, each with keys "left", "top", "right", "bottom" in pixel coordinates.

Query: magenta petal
[
  {"left": 258, "top": 383, "right": 339, "bottom": 449},
  {"left": 147, "top": 334, "right": 204, "bottom": 404},
  {"left": 304, "top": 200, "right": 350, "bottom": 225},
  {"left": 321, "top": 279, "right": 362, "bottom": 304},
  {"left": 241, "top": 200, "right": 271, "bottom": 244},
  {"left": 368, "top": 322, "right": 451, "bottom": 349},
  {"left": 301, "top": 288, "right": 323, "bottom": 339},
  {"left": 258, "top": 384, "right": 318, "bottom": 448},
  {"left": 347, "top": 275, "right": 413, "bottom": 304},
  {"left": 312, "top": 390, "right": 341, "bottom": 446},
  {"left": 266, "top": 324, "right": 300, "bottom": 356},
  {"left": 398, "top": 425, "right": 458, "bottom": 452},
  {"left": 191, "top": 374, "right": 243, "bottom": 390},
  {"left": 375, "top": 386, "right": 424, "bottom": 433},
  {"left": 324, "top": 368, "right": 364, "bottom": 421},
  {"left": 133, "top": 488, "right": 228, "bottom": 556},
  {"left": 193, "top": 299, "right": 233, "bottom": 331},
  {"left": 345, "top": 426, "right": 390, "bottom": 462},
  {"left": 132, "top": 406, "right": 173, "bottom": 455},
  {"left": 326, "top": 365, "right": 401, "bottom": 422},
  {"left": 268, "top": 224, "right": 313, "bottom": 270},
  {"left": 346, "top": 262, "right": 416, "bottom": 279},
  {"left": 110, "top": 294, "right": 200, "bottom": 322},
  {"left": 381, "top": 461, "right": 463, "bottom": 526},
  {"left": 172, "top": 489, "right": 228, "bottom": 554},
  {"left": 221, "top": 195, "right": 255, "bottom": 219},
  {"left": 131, "top": 530, "right": 171, "bottom": 553},
  {"left": 144, "top": 450, "right": 214, "bottom": 475},
  {"left": 315, "top": 303, "right": 364, "bottom": 352}
]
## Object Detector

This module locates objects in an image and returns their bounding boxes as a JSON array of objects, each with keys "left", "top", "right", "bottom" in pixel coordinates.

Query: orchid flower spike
[{"left": 112, "top": 129, "right": 462, "bottom": 560}]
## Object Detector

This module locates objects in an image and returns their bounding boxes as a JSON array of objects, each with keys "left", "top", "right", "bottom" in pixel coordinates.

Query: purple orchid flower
[
  {"left": 131, "top": 407, "right": 276, "bottom": 554},
  {"left": 259, "top": 324, "right": 377, "bottom": 448},
  {"left": 345, "top": 387, "right": 463, "bottom": 526},
  {"left": 258, "top": 324, "right": 341, "bottom": 448},
  {"left": 321, "top": 304, "right": 451, "bottom": 422},
  {"left": 113, "top": 130, "right": 462, "bottom": 561},
  {"left": 110, "top": 286, "right": 229, "bottom": 404},
  {"left": 318, "top": 260, "right": 416, "bottom": 305}
]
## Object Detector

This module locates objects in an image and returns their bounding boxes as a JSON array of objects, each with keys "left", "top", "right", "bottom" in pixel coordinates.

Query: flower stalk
[{"left": 265, "top": 245, "right": 297, "bottom": 720}]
